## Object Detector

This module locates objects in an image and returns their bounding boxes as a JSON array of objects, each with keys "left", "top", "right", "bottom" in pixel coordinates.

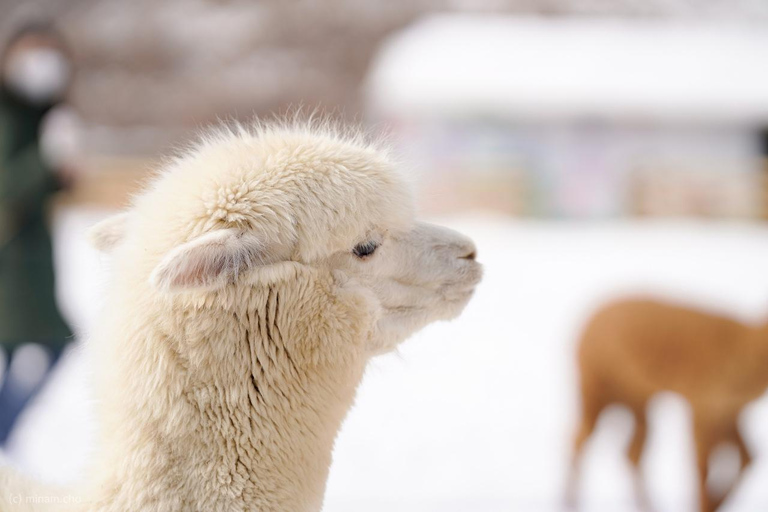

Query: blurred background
[{"left": 2, "top": 0, "right": 768, "bottom": 511}]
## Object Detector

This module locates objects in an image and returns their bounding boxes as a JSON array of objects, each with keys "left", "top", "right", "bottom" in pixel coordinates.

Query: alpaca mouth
[
  {"left": 438, "top": 261, "right": 483, "bottom": 297},
  {"left": 452, "top": 287, "right": 477, "bottom": 302},
  {"left": 442, "top": 275, "right": 481, "bottom": 303},
  {"left": 461, "top": 260, "right": 483, "bottom": 288}
]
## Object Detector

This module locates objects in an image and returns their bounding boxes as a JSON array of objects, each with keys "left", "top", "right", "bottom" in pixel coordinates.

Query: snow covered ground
[{"left": 6, "top": 207, "right": 768, "bottom": 512}]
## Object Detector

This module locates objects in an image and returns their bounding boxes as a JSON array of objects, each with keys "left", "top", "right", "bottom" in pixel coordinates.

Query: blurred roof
[
  {"left": 1, "top": 0, "right": 435, "bottom": 154},
  {"left": 367, "top": 16, "right": 768, "bottom": 124}
]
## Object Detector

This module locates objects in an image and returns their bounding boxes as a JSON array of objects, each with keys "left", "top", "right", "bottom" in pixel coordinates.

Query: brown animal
[{"left": 566, "top": 298, "right": 767, "bottom": 512}]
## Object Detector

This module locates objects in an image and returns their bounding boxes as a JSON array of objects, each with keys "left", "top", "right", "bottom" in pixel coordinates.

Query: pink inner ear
[
  {"left": 152, "top": 229, "right": 271, "bottom": 291},
  {"left": 171, "top": 252, "right": 229, "bottom": 288}
]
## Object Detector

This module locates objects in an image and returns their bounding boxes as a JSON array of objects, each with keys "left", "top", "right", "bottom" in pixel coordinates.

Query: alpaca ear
[
  {"left": 89, "top": 212, "right": 130, "bottom": 252},
  {"left": 150, "top": 229, "right": 272, "bottom": 291}
]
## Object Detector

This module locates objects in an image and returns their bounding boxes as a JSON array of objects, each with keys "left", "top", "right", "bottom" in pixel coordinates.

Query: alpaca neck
[
  {"left": 91, "top": 316, "right": 367, "bottom": 511},
  {"left": 90, "top": 265, "right": 372, "bottom": 512}
]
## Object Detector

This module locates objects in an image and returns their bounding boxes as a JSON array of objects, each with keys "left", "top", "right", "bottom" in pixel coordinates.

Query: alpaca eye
[{"left": 353, "top": 241, "right": 378, "bottom": 258}]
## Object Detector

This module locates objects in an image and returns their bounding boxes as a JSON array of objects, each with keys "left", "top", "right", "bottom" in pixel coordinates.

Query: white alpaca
[{"left": 1, "top": 122, "right": 482, "bottom": 512}]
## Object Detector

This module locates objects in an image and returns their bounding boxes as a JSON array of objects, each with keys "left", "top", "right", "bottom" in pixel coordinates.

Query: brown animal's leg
[
  {"left": 693, "top": 419, "right": 718, "bottom": 512},
  {"left": 627, "top": 406, "right": 652, "bottom": 511},
  {"left": 709, "top": 422, "right": 753, "bottom": 511},
  {"left": 565, "top": 382, "right": 605, "bottom": 510}
]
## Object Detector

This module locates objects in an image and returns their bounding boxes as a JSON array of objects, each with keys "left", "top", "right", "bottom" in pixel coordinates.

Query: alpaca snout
[
  {"left": 453, "top": 239, "right": 483, "bottom": 289},
  {"left": 425, "top": 223, "right": 477, "bottom": 261},
  {"left": 411, "top": 221, "right": 480, "bottom": 269},
  {"left": 454, "top": 235, "right": 479, "bottom": 266},
  {"left": 459, "top": 243, "right": 477, "bottom": 261},
  {"left": 462, "top": 257, "right": 483, "bottom": 288}
]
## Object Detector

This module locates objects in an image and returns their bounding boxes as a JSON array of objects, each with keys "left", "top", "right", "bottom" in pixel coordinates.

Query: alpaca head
[{"left": 91, "top": 123, "right": 482, "bottom": 357}]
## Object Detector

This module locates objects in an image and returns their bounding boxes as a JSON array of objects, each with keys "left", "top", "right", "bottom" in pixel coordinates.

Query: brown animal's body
[{"left": 568, "top": 298, "right": 768, "bottom": 512}]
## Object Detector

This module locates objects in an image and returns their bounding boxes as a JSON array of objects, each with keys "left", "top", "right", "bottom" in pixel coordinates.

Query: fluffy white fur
[{"left": 0, "top": 121, "right": 482, "bottom": 512}]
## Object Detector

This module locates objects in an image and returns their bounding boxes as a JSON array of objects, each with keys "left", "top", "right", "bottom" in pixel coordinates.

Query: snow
[
  {"left": 7, "top": 207, "right": 768, "bottom": 511},
  {"left": 366, "top": 16, "right": 768, "bottom": 124}
]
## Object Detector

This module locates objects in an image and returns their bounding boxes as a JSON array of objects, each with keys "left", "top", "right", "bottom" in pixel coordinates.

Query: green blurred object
[{"left": 0, "top": 87, "right": 71, "bottom": 351}]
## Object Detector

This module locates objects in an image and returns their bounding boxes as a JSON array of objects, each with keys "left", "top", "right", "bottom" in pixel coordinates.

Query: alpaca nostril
[{"left": 462, "top": 250, "right": 477, "bottom": 261}]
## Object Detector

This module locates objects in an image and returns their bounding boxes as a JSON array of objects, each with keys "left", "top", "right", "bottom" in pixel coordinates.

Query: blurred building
[
  {"left": 366, "top": 16, "right": 768, "bottom": 218},
  {"left": 2, "top": 0, "right": 441, "bottom": 158},
  {"left": 2, "top": 0, "right": 444, "bottom": 207},
  {"left": 3, "top": 1, "right": 768, "bottom": 214}
]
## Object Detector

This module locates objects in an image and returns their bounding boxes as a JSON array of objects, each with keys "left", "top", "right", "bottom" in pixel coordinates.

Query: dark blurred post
[{"left": 0, "top": 23, "right": 74, "bottom": 445}]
